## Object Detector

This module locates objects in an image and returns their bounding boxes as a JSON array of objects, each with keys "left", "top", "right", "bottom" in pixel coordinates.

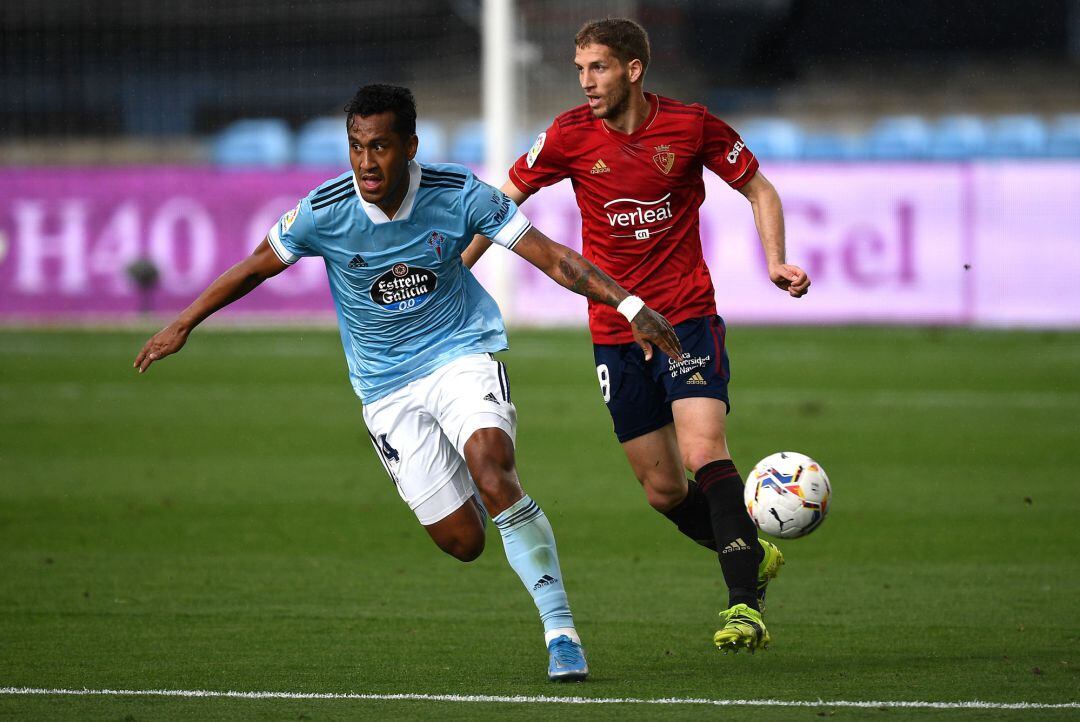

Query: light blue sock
[{"left": 493, "top": 495, "right": 575, "bottom": 637}]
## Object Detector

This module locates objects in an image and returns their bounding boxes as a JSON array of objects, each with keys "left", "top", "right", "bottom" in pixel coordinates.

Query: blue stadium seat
[
  {"left": 446, "top": 121, "right": 551, "bottom": 167},
  {"left": 865, "top": 115, "right": 932, "bottom": 160},
  {"left": 213, "top": 119, "right": 293, "bottom": 167},
  {"left": 985, "top": 114, "right": 1048, "bottom": 158},
  {"left": 928, "top": 115, "right": 989, "bottom": 160},
  {"left": 800, "top": 132, "right": 864, "bottom": 161},
  {"left": 450, "top": 119, "right": 485, "bottom": 165},
  {"left": 296, "top": 117, "right": 347, "bottom": 167},
  {"left": 414, "top": 119, "right": 450, "bottom": 164},
  {"left": 1047, "top": 114, "right": 1080, "bottom": 158},
  {"left": 738, "top": 118, "right": 804, "bottom": 161}
]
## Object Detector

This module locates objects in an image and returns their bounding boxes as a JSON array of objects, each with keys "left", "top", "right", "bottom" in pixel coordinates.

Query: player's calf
[
  {"left": 659, "top": 478, "right": 718, "bottom": 549},
  {"left": 697, "top": 459, "right": 765, "bottom": 610}
]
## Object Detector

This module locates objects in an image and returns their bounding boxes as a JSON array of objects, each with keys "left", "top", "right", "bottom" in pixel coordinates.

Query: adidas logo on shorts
[
  {"left": 687, "top": 372, "right": 707, "bottom": 385},
  {"left": 483, "top": 392, "right": 500, "bottom": 404}
]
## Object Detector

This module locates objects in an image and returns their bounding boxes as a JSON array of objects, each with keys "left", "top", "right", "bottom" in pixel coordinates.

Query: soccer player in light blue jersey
[{"left": 134, "top": 84, "right": 681, "bottom": 682}]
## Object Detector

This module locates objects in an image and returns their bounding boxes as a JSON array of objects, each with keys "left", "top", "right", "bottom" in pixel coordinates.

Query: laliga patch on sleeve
[
  {"left": 280, "top": 202, "right": 300, "bottom": 235},
  {"left": 526, "top": 131, "right": 547, "bottom": 168}
]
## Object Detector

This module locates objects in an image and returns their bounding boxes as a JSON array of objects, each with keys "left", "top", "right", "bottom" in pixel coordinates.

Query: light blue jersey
[{"left": 267, "top": 162, "right": 531, "bottom": 403}]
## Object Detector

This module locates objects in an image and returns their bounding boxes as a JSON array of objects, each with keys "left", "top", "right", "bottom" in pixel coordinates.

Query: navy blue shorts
[{"left": 593, "top": 315, "right": 731, "bottom": 443}]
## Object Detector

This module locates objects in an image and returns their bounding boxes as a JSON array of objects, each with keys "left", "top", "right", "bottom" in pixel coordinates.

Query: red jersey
[{"left": 510, "top": 93, "right": 758, "bottom": 344}]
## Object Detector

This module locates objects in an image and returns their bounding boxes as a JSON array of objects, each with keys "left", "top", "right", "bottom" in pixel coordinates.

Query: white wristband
[{"left": 617, "top": 295, "right": 645, "bottom": 323}]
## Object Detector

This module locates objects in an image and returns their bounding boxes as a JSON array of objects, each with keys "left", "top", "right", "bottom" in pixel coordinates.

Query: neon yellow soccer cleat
[
  {"left": 714, "top": 603, "right": 771, "bottom": 653},
  {"left": 757, "top": 538, "right": 785, "bottom": 612}
]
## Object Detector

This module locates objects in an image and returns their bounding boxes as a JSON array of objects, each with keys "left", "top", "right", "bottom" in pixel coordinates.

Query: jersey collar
[
  {"left": 353, "top": 160, "right": 421, "bottom": 225},
  {"left": 601, "top": 92, "right": 660, "bottom": 141}
]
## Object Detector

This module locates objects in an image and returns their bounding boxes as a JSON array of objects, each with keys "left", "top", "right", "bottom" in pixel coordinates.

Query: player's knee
[
  {"left": 465, "top": 430, "right": 523, "bottom": 512},
  {"left": 684, "top": 451, "right": 727, "bottom": 476},
  {"left": 475, "top": 475, "right": 523, "bottom": 516},
  {"left": 642, "top": 480, "right": 687, "bottom": 513}
]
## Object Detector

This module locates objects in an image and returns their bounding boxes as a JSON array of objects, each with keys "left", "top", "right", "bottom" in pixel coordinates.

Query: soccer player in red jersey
[{"left": 463, "top": 18, "right": 811, "bottom": 652}]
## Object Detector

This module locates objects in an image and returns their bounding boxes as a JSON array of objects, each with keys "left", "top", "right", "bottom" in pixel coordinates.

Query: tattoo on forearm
[{"left": 558, "top": 254, "right": 622, "bottom": 306}]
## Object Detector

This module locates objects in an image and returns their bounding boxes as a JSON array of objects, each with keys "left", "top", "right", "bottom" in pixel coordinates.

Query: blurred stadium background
[
  {"left": 1, "top": 0, "right": 1079, "bottom": 325},
  {"left": 3, "top": 4, "right": 1080, "bottom": 716}
]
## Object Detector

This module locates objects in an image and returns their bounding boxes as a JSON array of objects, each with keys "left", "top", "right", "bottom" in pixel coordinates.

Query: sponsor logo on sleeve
[
  {"left": 279, "top": 202, "right": 301, "bottom": 235},
  {"left": 369, "top": 263, "right": 439, "bottom": 312},
  {"left": 489, "top": 189, "right": 511, "bottom": 224},
  {"left": 726, "top": 140, "right": 746, "bottom": 164},
  {"left": 526, "top": 131, "right": 547, "bottom": 168}
]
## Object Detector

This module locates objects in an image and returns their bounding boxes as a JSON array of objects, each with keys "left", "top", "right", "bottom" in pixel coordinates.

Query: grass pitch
[{"left": 1, "top": 326, "right": 1078, "bottom": 720}]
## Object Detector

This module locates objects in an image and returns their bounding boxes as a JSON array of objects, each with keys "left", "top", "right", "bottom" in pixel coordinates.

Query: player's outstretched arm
[
  {"left": 462, "top": 181, "right": 530, "bottom": 269},
  {"left": 133, "top": 239, "right": 289, "bottom": 374},
  {"left": 511, "top": 227, "right": 682, "bottom": 361},
  {"left": 738, "top": 171, "right": 811, "bottom": 298}
]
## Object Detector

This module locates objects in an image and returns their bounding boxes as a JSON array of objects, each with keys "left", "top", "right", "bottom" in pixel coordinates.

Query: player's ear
[
  {"left": 627, "top": 58, "right": 644, "bottom": 84},
  {"left": 406, "top": 133, "right": 418, "bottom": 162}
]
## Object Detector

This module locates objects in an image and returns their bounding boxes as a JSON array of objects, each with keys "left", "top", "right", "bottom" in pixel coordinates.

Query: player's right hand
[
  {"left": 768, "top": 263, "right": 811, "bottom": 298},
  {"left": 631, "top": 307, "right": 682, "bottom": 361},
  {"left": 134, "top": 320, "right": 191, "bottom": 374}
]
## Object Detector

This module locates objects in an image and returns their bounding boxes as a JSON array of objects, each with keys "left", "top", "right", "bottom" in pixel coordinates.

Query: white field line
[{"left": 0, "top": 687, "right": 1077, "bottom": 710}]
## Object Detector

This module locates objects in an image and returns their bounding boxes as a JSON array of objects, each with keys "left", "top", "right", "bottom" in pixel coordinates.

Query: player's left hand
[
  {"left": 768, "top": 263, "right": 811, "bottom": 298},
  {"left": 631, "top": 306, "right": 683, "bottom": 361}
]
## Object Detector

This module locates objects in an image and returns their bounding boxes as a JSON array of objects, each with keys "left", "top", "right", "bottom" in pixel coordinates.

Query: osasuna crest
[{"left": 652, "top": 145, "right": 675, "bottom": 174}]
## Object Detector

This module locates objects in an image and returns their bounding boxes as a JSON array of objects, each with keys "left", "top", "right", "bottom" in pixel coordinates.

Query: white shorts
[{"left": 362, "top": 353, "right": 518, "bottom": 526}]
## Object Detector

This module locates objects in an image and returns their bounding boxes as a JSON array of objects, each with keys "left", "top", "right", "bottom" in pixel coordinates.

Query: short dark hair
[
  {"left": 575, "top": 17, "right": 650, "bottom": 73},
  {"left": 344, "top": 84, "right": 417, "bottom": 139}
]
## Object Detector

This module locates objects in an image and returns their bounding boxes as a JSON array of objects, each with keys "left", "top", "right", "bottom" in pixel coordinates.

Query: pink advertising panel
[{"left": 0, "top": 164, "right": 1077, "bottom": 326}]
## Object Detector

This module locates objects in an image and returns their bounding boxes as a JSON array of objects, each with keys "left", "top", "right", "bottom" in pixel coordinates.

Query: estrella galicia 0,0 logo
[{"left": 369, "top": 264, "right": 439, "bottom": 311}]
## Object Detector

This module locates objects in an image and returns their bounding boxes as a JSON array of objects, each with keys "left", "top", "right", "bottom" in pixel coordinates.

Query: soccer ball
[{"left": 744, "top": 451, "right": 831, "bottom": 539}]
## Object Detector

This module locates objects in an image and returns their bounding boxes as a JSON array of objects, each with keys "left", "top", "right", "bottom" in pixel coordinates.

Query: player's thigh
[
  {"left": 423, "top": 353, "right": 523, "bottom": 514},
  {"left": 594, "top": 342, "right": 672, "bottom": 444},
  {"left": 462, "top": 426, "right": 524, "bottom": 515},
  {"left": 659, "top": 315, "right": 733, "bottom": 473},
  {"left": 361, "top": 384, "right": 480, "bottom": 528},
  {"left": 425, "top": 353, "right": 518, "bottom": 458},
  {"left": 671, "top": 397, "right": 731, "bottom": 473}
]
